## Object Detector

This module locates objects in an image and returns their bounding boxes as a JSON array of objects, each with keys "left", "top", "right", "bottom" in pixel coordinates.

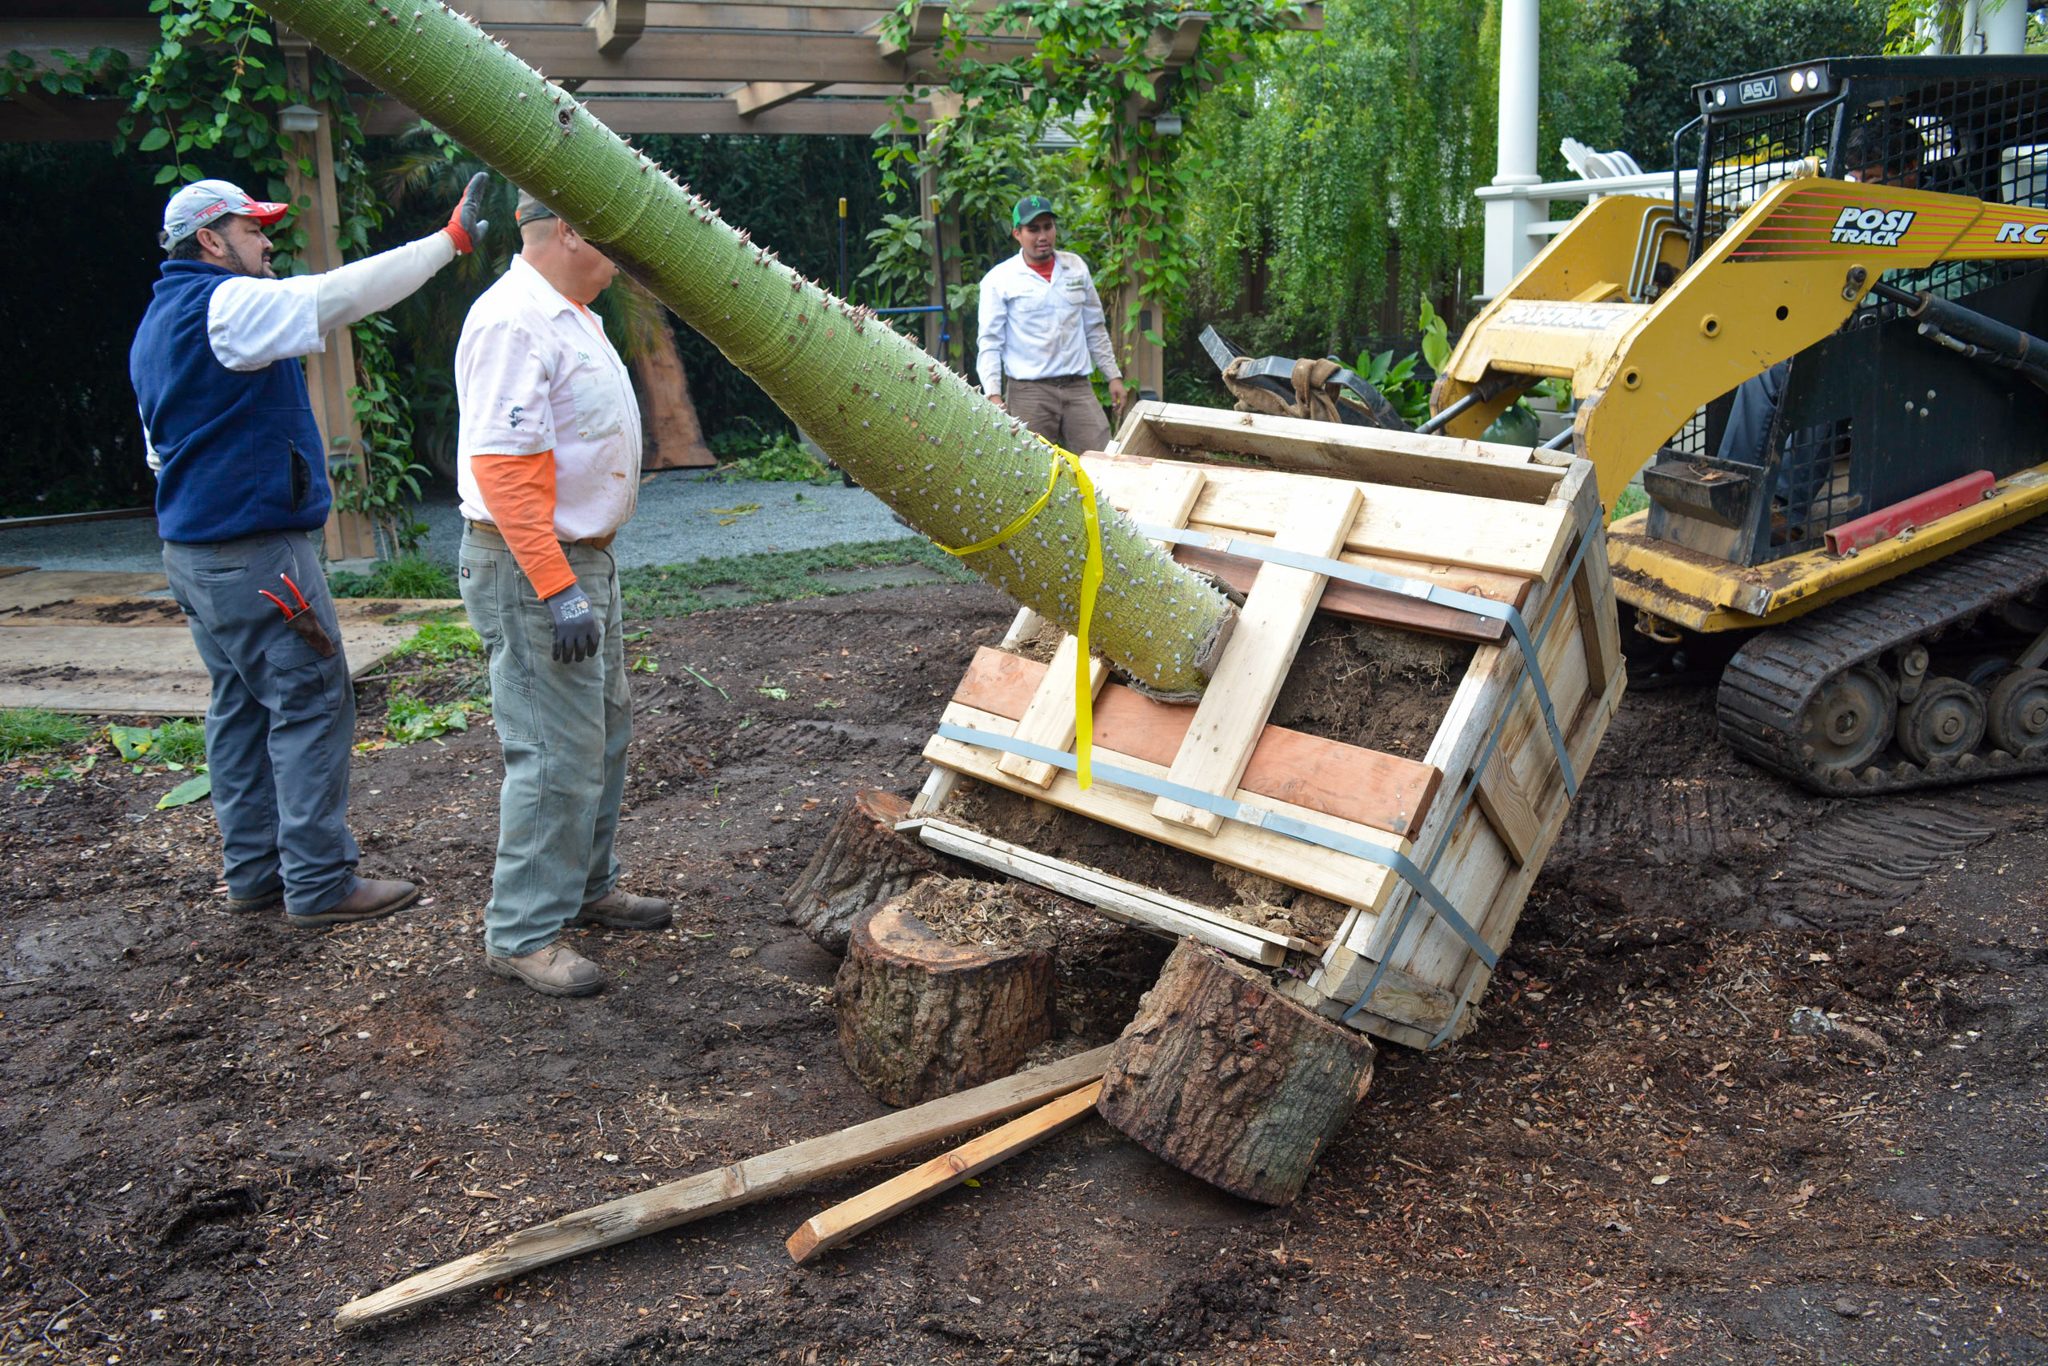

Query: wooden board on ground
[
  {"left": 786, "top": 1080, "right": 1103, "bottom": 1264},
  {"left": 0, "top": 571, "right": 171, "bottom": 614},
  {"left": 0, "top": 596, "right": 464, "bottom": 627},
  {"left": 334, "top": 1046, "right": 1115, "bottom": 1329},
  {"left": 0, "top": 620, "right": 423, "bottom": 716}
]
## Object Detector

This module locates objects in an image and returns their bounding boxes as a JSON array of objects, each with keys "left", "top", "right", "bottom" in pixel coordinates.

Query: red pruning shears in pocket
[{"left": 259, "top": 573, "right": 338, "bottom": 659}]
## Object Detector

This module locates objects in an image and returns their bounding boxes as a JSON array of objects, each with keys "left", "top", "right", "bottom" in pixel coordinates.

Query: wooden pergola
[{"left": 4, "top": 1, "right": 1311, "bottom": 553}]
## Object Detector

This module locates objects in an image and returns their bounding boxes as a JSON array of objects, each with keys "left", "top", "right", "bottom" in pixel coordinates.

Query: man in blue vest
[{"left": 132, "top": 174, "right": 487, "bottom": 928}]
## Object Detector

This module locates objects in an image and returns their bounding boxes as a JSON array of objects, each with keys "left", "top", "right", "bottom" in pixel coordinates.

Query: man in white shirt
[
  {"left": 454, "top": 189, "right": 670, "bottom": 999},
  {"left": 133, "top": 174, "right": 485, "bottom": 929},
  {"left": 975, "top": 194, "right": 1127, "bottom": 453}
]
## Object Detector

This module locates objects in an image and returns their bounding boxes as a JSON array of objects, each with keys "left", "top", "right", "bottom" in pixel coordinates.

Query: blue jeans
[
  {"left": 162, "top": 530, "right": 360, "bottom": 917},
  {"left": 459, "top": 530, "right": 629, "bottom": 959}
]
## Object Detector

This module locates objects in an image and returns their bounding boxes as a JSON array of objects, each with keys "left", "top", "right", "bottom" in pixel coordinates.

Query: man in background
[
  {"left": 975, "top": 193, "right": 1127, "bottom": 452},
  {"left": 454, "top": 190, "right": 671, "bottom": 999},
  {"left": 133, "top": 173, "right": 487, "bottom": 928}
]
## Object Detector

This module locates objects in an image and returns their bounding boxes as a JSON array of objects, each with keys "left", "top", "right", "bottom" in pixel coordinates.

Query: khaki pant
[{"left": 1005, "top": 376, "right": 1114, "bottom": 454}]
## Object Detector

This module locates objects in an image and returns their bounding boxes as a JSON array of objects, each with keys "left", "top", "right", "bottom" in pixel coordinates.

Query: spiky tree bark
[{"left": 253, "top": 0, "right": 1235, "bottom": 697}]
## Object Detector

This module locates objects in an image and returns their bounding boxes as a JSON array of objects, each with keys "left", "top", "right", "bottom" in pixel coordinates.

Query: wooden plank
[
  {"left": 997, "top": 635, "right": 1110, "bottom": 788},
  {"left": 1172, "top": 544, "right": 1512, "bottom": 644},
  {"left": 926, "top": 702, "right": 1402, "bottom": 916},
  {"left": 0, "top": 621, "right": 421, "bottom": 717},
  {"left": 919, "top": 820, "right": 1301, "bottom": 965},
  {"left": 1430, "top": 659, "right": 1626, "bottom": 1038},
  {"left": 998, "top": 606, "right": 1043, "bottom": 648},
  {"left": 1474, "top": 761, "right": 1539, "bottom": 866},
  {"left": 1279, "top": 949, "right": 1460, "bottom": 1035},
  {"left": 1553, "top": 461, "right": 1623, "bottom": 695},
  {"left": 1154, "top": 481, "right": 1364, "bottom": 834},
  {"left": 787, "top": 1082, "right": 1103, "bottom": 1265},
  {"left": 732, "top": 79, "right": 824, "bottom": 115},
  {"left": 1366, "top": 587, "right": 1591, "bottom": 982},
  {"left": 0, "top": 570, "right": 170, "bottom": 614},
  {"left": 1125, "top": 403, "right": 1566, "bottom": 504},
  {"left": 999, "top": 466, "right": 1206, "bottom": 788},
  {"left": 1082, "top": 454, "right": 1572, "bottom": 577},
  {"left": 333, "top": 1046, "right": 1115, "bottom": 1329},
  {"left": 951, "top": 647, "right": 1439, "bottom": 840},
  {"left": 906, "top": 765, "right": 960, "bottom": 820}
]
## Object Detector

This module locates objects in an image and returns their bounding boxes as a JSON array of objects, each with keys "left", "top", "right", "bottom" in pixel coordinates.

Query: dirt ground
[{"left": 1, "top": 581, "right": 2044, "bottom": 1365}]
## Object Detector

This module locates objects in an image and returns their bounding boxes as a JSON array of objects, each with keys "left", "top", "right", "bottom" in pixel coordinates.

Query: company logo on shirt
[
  {"left": 507, "top": 404, "right": 526, "bottom": 429},
  {"left": 1830, "top": 206, "right": 1916, "bottom": 247}
]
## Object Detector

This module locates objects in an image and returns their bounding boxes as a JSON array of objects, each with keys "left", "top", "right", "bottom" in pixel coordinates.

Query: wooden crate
[{"left": 907, "top": 402, "right": 1626, "bottom": 1049}]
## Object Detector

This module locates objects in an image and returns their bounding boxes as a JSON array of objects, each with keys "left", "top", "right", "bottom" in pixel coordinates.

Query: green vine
[
  {"left": 3, "top": 0, "right": 423, "bottom": 554},
  {"left": 882, "top": 0, "right": 1308, "bottom": 376}
]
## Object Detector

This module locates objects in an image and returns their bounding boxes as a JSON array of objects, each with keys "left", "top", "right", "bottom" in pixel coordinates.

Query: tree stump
[
  {"left": 1096, "top": 940, "right": 1376, "bottom": 1205},
  {"left": 783, "top": 789, "right": 935, "bottom": 954},
  {"left": 835, "top": 882, "right": 1057, "bottom": 1106}
]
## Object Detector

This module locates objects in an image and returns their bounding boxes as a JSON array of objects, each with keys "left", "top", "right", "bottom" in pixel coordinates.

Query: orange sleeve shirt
[{"left": 468, "top": 452, "right": 576, "bottom": 599}]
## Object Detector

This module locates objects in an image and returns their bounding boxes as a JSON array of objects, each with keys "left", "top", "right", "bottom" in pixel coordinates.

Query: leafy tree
[
  {"left": 1602, "top": 0, "right": 1889, "bottom": 169},
  {"left": 1176, "top": 0, "right": 1632, "bottom": 362}
]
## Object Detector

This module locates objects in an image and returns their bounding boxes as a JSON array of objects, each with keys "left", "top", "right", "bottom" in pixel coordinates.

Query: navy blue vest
[{"left": 131, "top": 261, "right": 331, "bottom": 544}]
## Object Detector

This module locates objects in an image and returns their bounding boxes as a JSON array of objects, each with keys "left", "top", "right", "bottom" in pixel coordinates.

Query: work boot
[
  {"left": 487, "top": 942, "right": 604, "bottom": 997},
  {"left": 570, "top": 887, "right": 673, "bottom": 931},
  {"left": 227, "top": 885, "right": 283, "bottom": 913},
  {"left": 284, "top": 878, "right": 419, "bottom": 929}
]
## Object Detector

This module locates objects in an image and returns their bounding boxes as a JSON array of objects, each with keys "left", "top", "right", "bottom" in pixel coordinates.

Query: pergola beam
[
  {"left": 357, "top": 93, "right": 925, "bottom": 137},
  {"left": 586, "top": 0, "right": 647, "bottom": 56},
  {"left": 731, "top": 80, "right": 828, "bottom": 116}
]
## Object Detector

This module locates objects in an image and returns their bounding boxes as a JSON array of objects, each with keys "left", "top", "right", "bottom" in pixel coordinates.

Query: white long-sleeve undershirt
[{"left": 204, "top": 232, "right": 457, "bottom": 373}]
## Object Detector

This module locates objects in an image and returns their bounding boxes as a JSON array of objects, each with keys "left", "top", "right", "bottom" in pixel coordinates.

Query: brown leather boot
[
  {"left": 569, "top": 888, "right": 672, "bottom": 931},
  {"left": 487, "top": 942, "right": 604, "bottom": 997},
  {"left": 285, "top": 878, "right": 419, "bottom": 929}
]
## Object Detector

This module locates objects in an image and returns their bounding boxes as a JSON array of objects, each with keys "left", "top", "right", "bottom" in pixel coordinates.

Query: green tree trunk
[{"left": 253, "top": 0, "right": 1234, "bottom": 697}]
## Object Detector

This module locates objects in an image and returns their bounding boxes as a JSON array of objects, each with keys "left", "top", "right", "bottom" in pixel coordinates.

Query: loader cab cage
[{"left": 1681, "top": 55, "right": 2048, "bottom": 299}]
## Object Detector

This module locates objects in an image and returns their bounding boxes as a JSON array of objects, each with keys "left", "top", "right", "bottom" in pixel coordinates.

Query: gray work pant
[
  {"left": 458, "top": 530, "right": 630, "bottom": 960},
  {"left": 1005, "top": 376, "right": 1115, "bottom": 454},
  {"left": 162, "top": 530, "right": 361, "bottom": 917}
]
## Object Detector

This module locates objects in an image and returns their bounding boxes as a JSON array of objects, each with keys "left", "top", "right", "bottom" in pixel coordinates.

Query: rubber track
[{"left": 1716, "top": 518, "right": 2048, "bottom": 794}]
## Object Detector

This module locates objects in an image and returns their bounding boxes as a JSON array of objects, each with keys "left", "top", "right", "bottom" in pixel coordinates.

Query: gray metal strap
[
  {"left": 934, "top": 722, "right": 1498, "bottom": 971},
  {"left": 1137, "top": 522, "right": 1579, "bottom": 801}
]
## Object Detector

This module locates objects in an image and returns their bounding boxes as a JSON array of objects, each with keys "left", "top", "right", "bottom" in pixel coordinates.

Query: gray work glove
[
  {"left": 544, "top": 581, "right": 600, "bottom": 663},
  {"left": 443, "top": 171, "right": 490, "bottom": 255}
]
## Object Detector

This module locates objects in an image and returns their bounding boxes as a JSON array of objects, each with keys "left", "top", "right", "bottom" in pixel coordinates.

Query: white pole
[
  {"left": 1982, "top": 0, "right": 2026, "bottom": 52},
  {"left": 1496, "top": 0, "right": 1540, "bottom": 185},
  {"left": 1482, "top": 0, "right": 1543, "bottom": 297}
]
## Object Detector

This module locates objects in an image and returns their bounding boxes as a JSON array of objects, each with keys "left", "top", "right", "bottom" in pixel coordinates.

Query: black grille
[{"left": 1770, "top": 415, "right": 1856, "bottom": 552}]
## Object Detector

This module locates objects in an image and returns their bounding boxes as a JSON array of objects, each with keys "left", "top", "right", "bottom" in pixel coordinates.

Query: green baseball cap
[{"left": 1011, "top": 193, "right": 1057, "bottom": 228}]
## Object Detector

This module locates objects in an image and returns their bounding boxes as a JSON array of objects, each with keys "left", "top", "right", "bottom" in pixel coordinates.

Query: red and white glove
[{"left": 443, "top": 171, "right": 490, "bottom": 254}]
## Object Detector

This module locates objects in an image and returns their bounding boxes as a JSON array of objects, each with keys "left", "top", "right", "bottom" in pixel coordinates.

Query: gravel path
[{"left": 0, "top": 470, "right": 917, "bottom": 577}]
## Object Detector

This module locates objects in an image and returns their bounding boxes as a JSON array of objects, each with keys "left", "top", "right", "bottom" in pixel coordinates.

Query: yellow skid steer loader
[{"left": 1222, "top": 56, "right": 2048, "bottom": 793}]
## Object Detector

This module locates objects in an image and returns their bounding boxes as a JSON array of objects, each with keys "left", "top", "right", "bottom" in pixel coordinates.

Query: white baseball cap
[{"left": 161, "top": 178, "right": 289, "bottom": 248}]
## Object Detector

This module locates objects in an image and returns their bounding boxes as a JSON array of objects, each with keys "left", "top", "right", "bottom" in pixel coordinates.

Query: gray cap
[{"left": 515, "top": 190, "right": 559, "bottom": 227}]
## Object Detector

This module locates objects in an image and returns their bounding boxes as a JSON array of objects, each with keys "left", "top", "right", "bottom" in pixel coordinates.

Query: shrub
[{"left": 330, "top": 553, "right": 460, "bottom": 600}]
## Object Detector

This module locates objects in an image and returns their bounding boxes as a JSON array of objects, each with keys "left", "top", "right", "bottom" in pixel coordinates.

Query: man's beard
[{"left": 229, "top": 238, "right": 276, "bottom": 279}]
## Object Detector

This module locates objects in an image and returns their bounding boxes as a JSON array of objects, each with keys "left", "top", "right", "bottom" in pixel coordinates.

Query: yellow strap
[{"left": 935, "top": 444, "right": 1105, "bottom": 789}]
